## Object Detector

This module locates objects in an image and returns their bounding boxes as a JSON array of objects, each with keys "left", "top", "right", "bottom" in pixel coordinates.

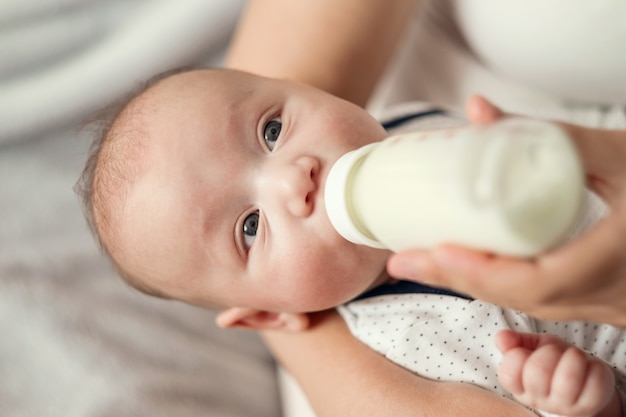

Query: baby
[{"left": 77, "top": 67, "right": 625, "bottom": 417}]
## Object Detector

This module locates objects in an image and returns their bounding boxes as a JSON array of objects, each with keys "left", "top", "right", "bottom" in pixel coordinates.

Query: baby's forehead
[
  {"left": 106, "top": 77, "right": 181, "bottom": 159},
  {"left": 105, "top": 68, "right": 267, "bottom": 205},
  {"left": 134, "top": 70, "right": 260, "bottom": 143},
  {"left": 147, "top": 69, "right": 254, "bottom": 101},
  {"left": 157, "top": 69, "right": 275, "bottom": 113},
  {"left": 104, "top": 99, "right": 151, "bottom": 167}
]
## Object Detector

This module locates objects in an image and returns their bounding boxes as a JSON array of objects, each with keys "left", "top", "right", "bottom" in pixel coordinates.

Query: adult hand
[{"left": 387, "top": 96, "right": 626, "bottom": 326}]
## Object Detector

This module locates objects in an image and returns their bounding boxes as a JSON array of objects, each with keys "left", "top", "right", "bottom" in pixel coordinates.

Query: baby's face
[{"left": 114, "top": 69, "right": 390, "bottom": 312}]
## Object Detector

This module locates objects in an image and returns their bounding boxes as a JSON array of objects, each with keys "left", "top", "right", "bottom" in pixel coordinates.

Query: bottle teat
[{"left": 325, "top": 143, "right": 385, "bottom": 248}]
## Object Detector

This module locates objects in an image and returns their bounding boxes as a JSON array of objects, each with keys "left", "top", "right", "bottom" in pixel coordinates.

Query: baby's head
[{"left": 78, "top": 68, "right": 391, "bottom": 330}]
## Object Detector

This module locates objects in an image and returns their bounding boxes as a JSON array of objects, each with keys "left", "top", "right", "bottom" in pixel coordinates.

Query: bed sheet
[{"left": 1, "top": 2, "right": 283, "bottom": 416}]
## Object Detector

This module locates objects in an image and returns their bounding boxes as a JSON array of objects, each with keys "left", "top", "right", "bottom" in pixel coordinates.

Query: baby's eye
[
  {"left": 242, "top": 211, "right": 259, "bottom": 248},
  {"left": 263, "top": 119, "right": 282, "bottom": 151}
]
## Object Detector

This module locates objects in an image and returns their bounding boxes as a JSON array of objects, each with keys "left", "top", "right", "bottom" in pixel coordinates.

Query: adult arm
[
  {"left": 226, "top": 0, "right": 418, "bottom": 106},
  {"left": 262, "top": 310, "right": 537, "bottom": 417},
  {"left": 388, "top": 96, "right": 626, "bottom": 327}
]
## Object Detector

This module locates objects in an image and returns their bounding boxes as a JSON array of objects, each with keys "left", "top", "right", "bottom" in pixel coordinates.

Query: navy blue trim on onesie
[
  {"left": 381, "top": 109, "right": 447, "bottom": 131},
  {"left": 355, "top": 280, "right": 472, "bottom": 301}
]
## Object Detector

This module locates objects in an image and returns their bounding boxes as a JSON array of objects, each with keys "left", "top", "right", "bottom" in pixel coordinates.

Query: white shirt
[
  {"left": 451, "top": 0, "right": 626, "bottom": 104},
  {"left": 339, "top": 294, "right": 626, "bottom": 417},
  {"left": 372, "top": 0, "right": 626, "bottom": 128}
]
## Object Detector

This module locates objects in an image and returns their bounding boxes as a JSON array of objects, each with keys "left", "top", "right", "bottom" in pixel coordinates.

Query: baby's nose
[{"left": 274, "top": 156, "right": 319, "bottom": 218}]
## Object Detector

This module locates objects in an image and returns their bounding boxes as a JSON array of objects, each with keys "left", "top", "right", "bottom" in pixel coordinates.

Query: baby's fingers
[
  {"left": 550, "top": 347, "right": 593, "bottom": 407},
  {"left": 497, "top": 331, "right": 567, "bottom": 397},
  {"left": 519, "top": 344, "right": 565, "bottom": 401},
  {"left": 575, "top": 358, "right": 615, "bottom": 415},
  {"left": 495, "top": 329, "right": 565, "bottom": 353},
  {"left": 498, "top": 343, "right": 565, "bottom": 404},
  {"left": 497, "top": 347, "right": 531, "bottom": 396},
  {"left": 499, "top": 343, "right": 616, "bottom": 416}
]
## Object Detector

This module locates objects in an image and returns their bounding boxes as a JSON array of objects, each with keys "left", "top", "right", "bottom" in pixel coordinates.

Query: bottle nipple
[{"left": 325, "top": 143, "right": 385, "bottom": 248}]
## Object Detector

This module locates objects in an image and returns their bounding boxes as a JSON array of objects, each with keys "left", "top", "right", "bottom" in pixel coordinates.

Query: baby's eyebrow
[
  {"left": 223, "top": 89, "right": 262, "bottom": 153},
  {"left": 226, "top": 87, "right": 256, "bottom": 115}
]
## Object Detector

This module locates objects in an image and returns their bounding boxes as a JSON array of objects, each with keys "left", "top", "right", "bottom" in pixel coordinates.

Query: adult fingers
[{"left": 465, "top": 95, "right": 505, "bottom": 125}]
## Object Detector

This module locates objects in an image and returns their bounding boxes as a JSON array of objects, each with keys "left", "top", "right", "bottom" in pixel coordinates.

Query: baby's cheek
[{"left": 285, "top": 266, "right": 351, "bottom": 310}]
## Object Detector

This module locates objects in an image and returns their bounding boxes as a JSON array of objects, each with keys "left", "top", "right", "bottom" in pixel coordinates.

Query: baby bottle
[{"left": 324, "top": 118, "right": 585, "bottom": 257}]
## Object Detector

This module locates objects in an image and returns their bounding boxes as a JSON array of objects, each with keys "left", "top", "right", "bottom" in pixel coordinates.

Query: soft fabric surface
[
  {"left": 1, "top": 0, "right": 245, "bottom": 144},
  {"left": 0, "top": 124, "right": 280, "bottom": 417},
  {"left": 0, "top": 126, "right": 281, "bottom": 417},
  {"left": 1, "top": 2, "right": 282, "bottom": 416}
]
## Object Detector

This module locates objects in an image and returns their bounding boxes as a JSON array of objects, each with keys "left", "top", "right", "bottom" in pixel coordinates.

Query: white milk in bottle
[{"left": 324, "top": 118, "right": 585, "bottom": 257}]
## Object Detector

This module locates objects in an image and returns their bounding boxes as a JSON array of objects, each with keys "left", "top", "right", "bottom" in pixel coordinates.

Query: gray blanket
[
  {"left": 1, "top": 2, "right": 281, "bottom": 416},
  {"left": 0, "top": 131, "right": 280, "bottom": 417}
]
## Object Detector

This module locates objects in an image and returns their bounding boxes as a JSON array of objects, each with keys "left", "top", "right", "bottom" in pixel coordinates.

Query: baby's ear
[{"left": 216, "top": 307, "right": 309, "bottom": 332}]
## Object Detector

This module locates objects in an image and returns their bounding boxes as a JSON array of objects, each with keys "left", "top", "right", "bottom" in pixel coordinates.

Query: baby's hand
[{"left": 495, "top": 329, "right": 617, "bottom": 417}]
